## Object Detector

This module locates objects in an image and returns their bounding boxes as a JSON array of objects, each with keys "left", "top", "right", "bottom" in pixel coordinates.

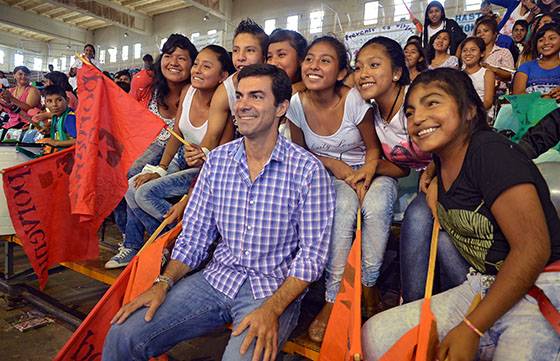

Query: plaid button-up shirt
[{"left": 171, "top": 135, "right": 335, "bottom": 299}]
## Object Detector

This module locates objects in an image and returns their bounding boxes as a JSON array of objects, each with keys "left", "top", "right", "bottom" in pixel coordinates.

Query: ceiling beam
[
  {"left": 180, "top": 0, "right": 227, "bottom": 21},
  {"left": 38, "top": 0, "right": 153, "bottom": 34},
  {"left": 0, "top": 2, "right": 91, "bottom": 45}
]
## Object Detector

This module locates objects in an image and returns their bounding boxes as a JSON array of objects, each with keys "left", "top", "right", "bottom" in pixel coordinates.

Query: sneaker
[{"left": 104, "top": 247, "right": 137, "bottom": 269}]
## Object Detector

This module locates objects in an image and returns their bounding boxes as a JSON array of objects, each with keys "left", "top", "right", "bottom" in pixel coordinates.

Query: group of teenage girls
[{"left": 104, "top": 9, "right": 559, "bottom": 360}]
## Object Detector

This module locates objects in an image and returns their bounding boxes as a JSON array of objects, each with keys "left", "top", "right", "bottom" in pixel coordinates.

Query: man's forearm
[
  {"left": 162, "top": 259, "right": 191, "bottom": 284},
  {"left": 261, "top": 277, "right": 309, "bottom": 317}
]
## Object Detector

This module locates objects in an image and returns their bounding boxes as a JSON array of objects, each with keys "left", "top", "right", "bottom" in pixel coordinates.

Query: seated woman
[
  {"left": 460, "top": 37, "right": 497, "bottom": 112},
  {"left": 0, "top": 66, "right": 40, "bottom": 129},
  {"left": 106, "top": 35, "right": 198, "bottom": 268},
  {"left": 286, "top": 36, "right": 397, "bottom": 342},
  {"left": 474, "top": 17, "right": 516, "bottom": 85},
  {"left": 123, "top": 45, "right": 234, "bottom": 234},
  {"left": 427, "top": 30, "right": 460, "bottom": 70},
  {"left": 513, "top": 23, "right": 560, "bottom": 100},
  {"left": 519, "top": 12, "right": 560, "bottom": 65},
  {"left": 404, "top": 41, "right": 428, "bottom": 82},
  {"left": 363, "top": 68, "right": 560, "bottom": 361}
]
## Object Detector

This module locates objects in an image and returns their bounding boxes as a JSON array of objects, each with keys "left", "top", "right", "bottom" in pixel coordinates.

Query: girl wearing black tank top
[{"left": 362, "top": 68, "right": 560, "bottom": 361}]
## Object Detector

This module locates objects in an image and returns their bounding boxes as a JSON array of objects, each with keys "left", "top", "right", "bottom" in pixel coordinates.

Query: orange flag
[
  {"left": 402, "top": 0, "right": 424, "bottom": 34},
  {"left": 54, "top": 223, "right": 182, "bottom": 361},
  {"left": 379, "top": 180, "right": 440, "bottom": 361},
  {"left": 2, "top": 147, "right": 98, "bottom": 289},
  {"left": 70, "top": 62, "right": 164, "bottom": 224},
  {"left": 319, "top": 213, "right": 362, "bottom": 361}
]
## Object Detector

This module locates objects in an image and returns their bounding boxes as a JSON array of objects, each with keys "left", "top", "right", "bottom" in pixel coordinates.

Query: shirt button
[
  {"left": 249, "top": 200, "right": 254, "bottom": 205},
  {"left": 247, "top": 225, "right": 251, "bottom": 230},
  {"left": 244, "top": 250, "right": 250, "bottom": 256}
]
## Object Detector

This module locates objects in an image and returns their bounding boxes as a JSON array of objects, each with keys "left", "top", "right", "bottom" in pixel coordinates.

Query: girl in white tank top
[
  {"left": 129, "top": 45, "right": 234, "bottom": 223},
  {"left": 460, "top": 37, "right": 496, "bottom": 116}
]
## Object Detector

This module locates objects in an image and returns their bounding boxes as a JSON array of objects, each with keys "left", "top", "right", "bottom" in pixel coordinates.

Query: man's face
[
  {"left": 235, "top": 75, "right": 287, "bottom": 140},
  {"left": 232, "top": 33, "right": 264, "bottom": 71},
  {"left": 512, "top": 24, "right": 527, "bottom": 43},
  {"left": 45, "top": 94, "right": 68, "bottom": 116},
  {"left": 143, "top": 59, "right": 153, "bottom": 69},
  {"left": 117, "top": 74, "right": 131, "bottom": 84},
  {"left": 48, "top": 64, "right": 54, "bottom": 72}
]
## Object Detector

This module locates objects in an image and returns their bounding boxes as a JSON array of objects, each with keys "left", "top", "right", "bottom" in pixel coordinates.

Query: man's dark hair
[
  {"left": 513, "top": 19, "right": 529, "bottom": 32},
  {"left": 237, "top": 64, "right": 291, "bottom": 106},
  {"left": 234, "top": 18, "right": 269, "bottom": 56},
  {"left": 43, "top": 85, "right": 67, "bottom": 99},
  {"left": 142, "top": 53, "right": 154, "bottom": 62},
  {"left": 115, "top": 69, "right": 131, "bottom": 80}
]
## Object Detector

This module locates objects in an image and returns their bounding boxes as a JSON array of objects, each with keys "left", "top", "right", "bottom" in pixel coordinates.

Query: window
[
  {"left": 122, "top": 45, "right": 129, "bottom": 61},
  {"left": 286, "top": 15, "right": 298, "bottom": 31},
  {"left": 191, "top": 32, "right": 200, "bottom": 40},
  {"left": 134, "top": 43, "right": 141, "bottom": 59},
  {"left": 160, "top": 38, "right": 168, "bottom": 50},
  {"left": 364, "top": 1, "right": 379, "bottom": 25},
  {"left": 52, "top": 58, "right": 58, "bottom": 70},
  {"left": 0, "top": 49, "right": 4, "bottom": 64},
  {"left": 207, "top": 29, "right": 217, "bottom": 35},
  {"left": 14, "top": 54, "right": 24, "bottom": 67},
  {"left": 60, "top": 56, "right": 67, "bottom": 70},
  {"left": 108, "top": 48, "right": 117, "bottom": 63},
  {"left": 264, "top": 19, "right": 276, "bottom": 35},
  {"left": 99, "top": 49, "right": 106, "bottom": 64},
  {"left": 465, "top": 0, "right": 481, "bottom": 11},
  {"left": 33, "top": 57, "right": 42, "bottom": 71},
  {"left": 70, "top": 55, "right": 75, "bottom": 67},
  {"left": 309, "top": 10, "right": 324, "bottom": 34},
  {"left": 394, "top": 0, "right": 411, "bottom": 22}
]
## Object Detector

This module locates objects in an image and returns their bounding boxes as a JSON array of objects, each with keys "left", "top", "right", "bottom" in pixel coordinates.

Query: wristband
[
  {"left": 463, "top": 317, "right": 484, "bottom": 337},
  {"left": 153, "top": 275, "right": 174, "bottom": 290},
  {"left": 141, "top": 164, "right": 168, "bottom": 178}
]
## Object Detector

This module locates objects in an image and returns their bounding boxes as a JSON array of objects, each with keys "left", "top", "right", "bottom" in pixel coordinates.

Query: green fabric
[
  {"left": 50, "top": 108, "right": 70, "bottom": 141},
  {"left": 502, "top": 93, "right": 560, "bottom": 151}
]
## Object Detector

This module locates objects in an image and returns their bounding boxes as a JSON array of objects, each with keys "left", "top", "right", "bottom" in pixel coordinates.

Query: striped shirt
[{"left": 171, "top": 135, "right": 335, "bottom": 299}]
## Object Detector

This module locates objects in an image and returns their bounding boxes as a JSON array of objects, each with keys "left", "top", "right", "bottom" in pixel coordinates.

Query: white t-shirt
[
  {"left": 178, "top": 86, "right": 208, "bottom": 145},
  {"left": 372, "top": 98, "right": 431, "bottom": 170},
  {"left": 500, "top": 4, "right": 530, "bottom": 37},
  {"left": 71, "top": 58, "right": 102, "bottom": 71},
  {"left": 0, "top": 78, "right": 9, "bottom": 88},
  {"left": 427, "top": 21, "right": 445, "bottom": 43},
  {"left": 286, "top": 87, "right": 371, "bottom": 167}
]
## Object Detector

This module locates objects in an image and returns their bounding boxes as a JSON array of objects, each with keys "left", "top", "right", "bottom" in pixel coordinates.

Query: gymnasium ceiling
[{"left": 0, "top": 0, "right": 224, "bottom": 44}]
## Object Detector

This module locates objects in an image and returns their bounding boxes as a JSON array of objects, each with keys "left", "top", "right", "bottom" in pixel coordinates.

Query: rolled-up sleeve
[
  {"left": 171, "top": 158, "right": 217, "bottom": 269},
  {"left": 288, "top": 164, "right": 335, "bottom": 282}
]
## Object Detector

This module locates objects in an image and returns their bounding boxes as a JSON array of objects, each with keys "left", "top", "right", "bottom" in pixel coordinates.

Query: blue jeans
[
  {"left": 325, "top": 176, "right": 397, "bottom": 303},
  {"left": 135, "top": 147, "right": 200, "bottom": 221},
  {"left": 363, "top": 270, "right": 560, "bottom": 361},
  {"left": 113, "top": 142, "right": 166, "bottom": 234},
  {"left": 400, "top": 192, "right": 471, "bottom": 303},
  {"left": 103, "top": 272, "right": 302, "bottom": 361}
]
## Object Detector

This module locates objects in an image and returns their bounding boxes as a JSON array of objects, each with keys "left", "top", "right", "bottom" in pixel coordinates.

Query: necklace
[{"left": 383, "top": 86, "right": 402, "bottom": 126}]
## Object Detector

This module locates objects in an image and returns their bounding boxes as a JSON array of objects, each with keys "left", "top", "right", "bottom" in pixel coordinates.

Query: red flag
[
  {"left": 403, "top": 0, "right": 423, "bottom": 34},
  {"left": 54, "top": 223, "right": 182, "bottom": 361},
  {"left": 2, "top": 148, "right": 98, "bottom": 289},
  {"left": 70, "top": 62, "right": 164, "bottom": 224},
  {"left": 319, "top": 213, "right": 362, "bottom": 361}
]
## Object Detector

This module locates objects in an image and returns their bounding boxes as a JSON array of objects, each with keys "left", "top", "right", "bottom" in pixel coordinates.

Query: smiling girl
[
  {"left": 363, "top": 68, "right": 560, "bottom": 361},
  {"left": 427, "top": 30, "right": 460, "bottom": 70},
  {"left": 267, "top": 28, "right": 307, "bottom": 93},
  {"left": 404, "top": 41, "right": 428, "bottom": 81},
  {"left": 286, "top": 36, "right": 396, "bottom": 342},
  {"left": 513, "top": 23, "right": 560, "bottom": 100},
  {"left": 460, "top": 37, "right": 496, "bottom": 111}
]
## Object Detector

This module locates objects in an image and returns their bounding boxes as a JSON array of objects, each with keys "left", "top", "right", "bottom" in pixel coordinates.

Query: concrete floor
[{"left": 0, "top": 221, "right": 400, "bottom": 360}]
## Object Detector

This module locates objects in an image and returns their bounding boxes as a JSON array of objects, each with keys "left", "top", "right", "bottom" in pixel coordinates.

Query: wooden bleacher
[{"left": 2, "top": 235, "right": 321, "bottom": 360}]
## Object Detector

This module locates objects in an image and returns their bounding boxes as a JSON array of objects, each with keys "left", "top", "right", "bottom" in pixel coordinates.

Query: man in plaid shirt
[{"left": 104, "top": 64, "right": 335, "bottom": 361}]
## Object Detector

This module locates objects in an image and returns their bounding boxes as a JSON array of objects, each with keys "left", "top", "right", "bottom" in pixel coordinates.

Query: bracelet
[
  {"left": 141, "top": 164, "right": 168, "bottom": 178},
  {"left": 201, "top": 147, "right": 210, "bottom": 157},
  {"left": 463, "top": 317, "right": 484, "bottom": 337},
  {"left": 158, "top": 163, "right": 169, "bottom": 170}
]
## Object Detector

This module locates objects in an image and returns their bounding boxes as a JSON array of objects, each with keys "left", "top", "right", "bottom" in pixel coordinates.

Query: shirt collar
[{"left": 232, "top": 134, "right": 287, "bottom": 165}]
